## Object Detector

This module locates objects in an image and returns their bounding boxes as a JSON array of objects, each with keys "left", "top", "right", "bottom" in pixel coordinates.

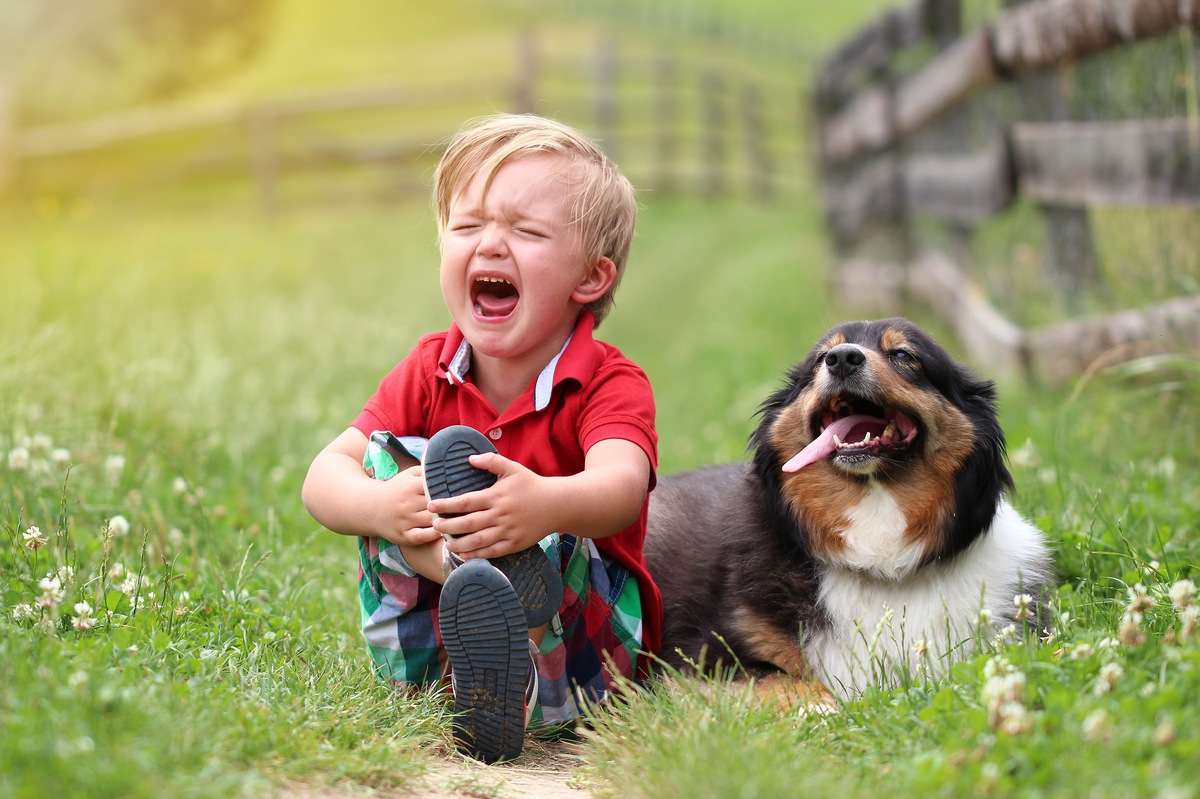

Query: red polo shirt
[{"left": 352, "top": 312, "right": 662, "bottom": 660}]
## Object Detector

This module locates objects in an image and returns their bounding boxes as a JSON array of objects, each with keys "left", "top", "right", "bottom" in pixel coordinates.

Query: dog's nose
[{"left": 825, "top": 344, "right": 865, "bottom": 379}]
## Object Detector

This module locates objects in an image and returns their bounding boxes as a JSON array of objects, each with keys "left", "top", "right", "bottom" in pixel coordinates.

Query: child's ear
[{"left": 571, "top": 256, "right": 617, "bottom": 305}]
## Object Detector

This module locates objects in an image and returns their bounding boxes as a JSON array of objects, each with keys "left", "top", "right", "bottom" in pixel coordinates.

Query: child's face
[{"left": 440, "top": 154, "right": 611, "bottom": 370}]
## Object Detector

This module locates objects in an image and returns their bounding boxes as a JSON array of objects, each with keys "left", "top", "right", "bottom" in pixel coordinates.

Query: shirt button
[{"left": 488, "top": 428, "right": 503, "bottom": 440}]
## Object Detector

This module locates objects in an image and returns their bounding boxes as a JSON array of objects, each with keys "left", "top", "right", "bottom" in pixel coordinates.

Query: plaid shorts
[{"left": 357, "top": 431, "right": 646, "bottom": 724}]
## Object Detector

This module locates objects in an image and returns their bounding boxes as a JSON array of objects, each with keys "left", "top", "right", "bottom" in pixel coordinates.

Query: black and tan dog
[{"left": 645, "top": 318, "right": 1053, "bottom": 697}]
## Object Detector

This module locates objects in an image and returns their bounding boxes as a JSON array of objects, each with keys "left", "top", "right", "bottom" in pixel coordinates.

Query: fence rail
[
  {"left": 0, "top": 26, "right": 807, "bottom": 212},
  {"left": 814, "top": 0, "right": 1200, "bottom": 384}
]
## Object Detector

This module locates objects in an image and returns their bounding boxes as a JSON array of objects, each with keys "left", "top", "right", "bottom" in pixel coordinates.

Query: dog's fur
[{"left": 645, "top": 318, "right": 1054, "bottom": 697}]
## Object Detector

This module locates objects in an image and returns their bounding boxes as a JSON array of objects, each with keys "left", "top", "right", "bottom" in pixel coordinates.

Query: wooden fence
[
  {"left": 814, "top": 0, "right": 1200, "bottom": 384},
  {"left": 0, "top": 26, "right": 807, "bottom": 213}
]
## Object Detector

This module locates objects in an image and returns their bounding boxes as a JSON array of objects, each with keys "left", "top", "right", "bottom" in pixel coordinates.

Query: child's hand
[
  {"left": 428, "top": 453, "right": 552, "bottom": 559},
  {"left": 374, "top": 464, "right": 441, "bottom": 548}
]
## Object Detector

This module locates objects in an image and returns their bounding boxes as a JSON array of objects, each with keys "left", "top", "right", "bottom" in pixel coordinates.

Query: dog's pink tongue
[{"left": 781, "top": 414, "right": 875, "bottom": 473}]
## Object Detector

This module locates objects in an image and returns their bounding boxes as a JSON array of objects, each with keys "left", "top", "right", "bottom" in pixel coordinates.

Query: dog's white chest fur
[
  {"left": 808, "top": 498, "right": 1050, "bottom": 697},
  {"left": 837, "top": 481, "right": 925, "bottom": 579}
]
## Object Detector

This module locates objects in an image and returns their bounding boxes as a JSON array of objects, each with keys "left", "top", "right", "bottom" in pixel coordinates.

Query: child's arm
[
  {"left": 302, "top": 427, "right": 443, "bottom": 555},
  {"left": 427, "top": 438, "right": 651, "bottom": 561}
]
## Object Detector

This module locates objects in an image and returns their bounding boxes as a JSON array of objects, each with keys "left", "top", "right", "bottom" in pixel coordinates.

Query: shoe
[
  {"left": 422, "top": 425, "right": 564, "bottom": 628},
  {"left": 422, "top": 425, "right": 499, "bottom": 517},
  {"left": 440, "top": 559, "right": 529, "bottom": 763}
]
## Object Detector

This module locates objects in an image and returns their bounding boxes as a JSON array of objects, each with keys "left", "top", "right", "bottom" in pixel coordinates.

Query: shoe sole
[
  {"left": 440, "top": 560, "right": 528, "bottom": 763},
  {"left": 421, "top": 425, "right": 498, "bottom": 517},
  {"left": 491, "top": 547, "right": 564, "bottom": 628},
  {"left": 422, "top": 425, "right": 564, "bottom": 628}
]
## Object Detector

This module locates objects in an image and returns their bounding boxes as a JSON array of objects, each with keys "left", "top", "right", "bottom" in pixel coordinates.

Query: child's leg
[
  {"left": 422, "top": 425, "right": 563, "bottom": 627},
  {"left": 438, "top": 559, "right": 531, "bottom": 763},
  {"left": 530, "top": 534, "right": 645, "bottom": 727},
  {"left": 359, "top": 432, "right": 447, "bottom": 686}
]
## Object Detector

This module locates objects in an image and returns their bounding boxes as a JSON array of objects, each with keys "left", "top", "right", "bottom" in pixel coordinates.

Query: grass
[{"left": 3, "top": 1, "right": 1199, "bottom": 797}]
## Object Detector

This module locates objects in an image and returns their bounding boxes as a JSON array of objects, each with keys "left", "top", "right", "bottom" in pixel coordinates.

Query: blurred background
[
  {"left": 3, "top": 4, "right": 1200, "bottom": 796},
  {"left": 0, "top": 0, "right": 871, "bottom": 212}
]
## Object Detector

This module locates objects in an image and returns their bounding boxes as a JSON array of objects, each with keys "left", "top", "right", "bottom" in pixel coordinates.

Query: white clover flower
[
  {"left": 8, "top": 446, "right": 30, "bottom": 471},
  {"left": 977, "top": 608, "right": 993, "bottom": 627},
  {"left": 1069, "top": 642, "right": 1095, "bottom": 660},
  {"left": 11, "top": 603, "right": 36, "bottom": 621},
  {"left": 36, "top": 575, "right": 64, "bottom": 609},
  {"left": 1127, "top": 583, "right": 1155, "bottom": 614},
  {"left": 1081, "top": 708, "right": 1112, "bottom": 742},
  {"left": 71, "top": 601, "right": 96, "bottom": 631},
  {"left": 911, "top": 639, "right": 929, "bottom": 659},
  {"left": 1169, "top": 579, "right": 1196, "bottom": 610},
  {"left": 993, "top": 624, "right": 1018, "bottom": 646},
  {"left": 106, "top": 515, "right": 131, "bottom": 538},
  {"left": 31, "top": 433, "right": 53, "bottom": 452},
  {"left": 50, "top": 448, "right": 71, "bottom": 468},
  {"left": 172, "top": 477, "right": 188, "bottom": 496},
  {"left": 1008, "top": 438, "right": 1038, "bottom": 468},
  {"left": 1094, "top": 662, "right": 1124, "bottom": 695},
  {"left": 1014, "top": 593, "right": 1034, "bottom": 622},
  {"left": 167, "top": 527, "right": 185, "bottom": 549},
  {"left": 982, "top": 655, "right": 1030, "bottom": 733},
  {"left": 997, "top": 701, "right": 1033, "bottom": 735},
  {"left": 109, "top": 562, "right": 127, "bottom": 581},
  {"left": 119, "top": 576, "right": 138, "bottom": 597},
  {"left": 23, "top": 525, "right": 48, "bottom": 550},
  {"left": 104, "top": 454, "right": 126, "bottom": 481},
  {"left": 1118, "top": 612, "right": 1146, "bottom": 647},
  {"left": 1180, "top": 606, "right": 1199, "bottom": 639},
  {"left": 56, "top": 565, "right": 75, "bottom": 584},
  {"left": 1152, "top": 720, "right": 1176, "bottom": 747}
]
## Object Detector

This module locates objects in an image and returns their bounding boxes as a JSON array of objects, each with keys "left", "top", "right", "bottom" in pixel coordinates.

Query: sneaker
[
  {"left": 422, "top": 425, "right": 563, "bottom": 627},
  {"left": 440, "top": 559, "right": 529, "bottom": 763},
  {"left": 422, "top": 425, "right": 499, "bottom": 516}
]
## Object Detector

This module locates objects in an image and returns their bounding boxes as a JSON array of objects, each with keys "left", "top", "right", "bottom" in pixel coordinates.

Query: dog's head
[{"left": 751, "top": 318, "right": 1012, "bottom": 577}]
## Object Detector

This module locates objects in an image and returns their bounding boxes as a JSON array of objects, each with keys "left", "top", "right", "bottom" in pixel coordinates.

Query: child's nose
[{"left": 475, "top": 224, "right": 508, "bottom": 257}]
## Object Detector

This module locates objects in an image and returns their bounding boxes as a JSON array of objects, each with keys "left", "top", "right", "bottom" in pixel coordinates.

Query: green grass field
[{"left": 3, "top": 2, "right": 1199, "bottom": 797}]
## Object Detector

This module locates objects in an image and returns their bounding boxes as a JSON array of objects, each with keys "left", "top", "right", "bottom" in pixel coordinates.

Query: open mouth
[
  {"left": 471, "top": 276, "right": 519, "bottom": 319},
  {"left": 782, "top": 394, "right": 920, "bottom": 473}
]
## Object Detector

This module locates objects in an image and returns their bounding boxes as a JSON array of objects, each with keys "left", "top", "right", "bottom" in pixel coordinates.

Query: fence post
[
  {"left": 514, "top": 28, "right": 537, "bottom": 114},
  {"left": 0, "top": 81, "right": 15, "bottom": 193},
  {"left": 741, "top": 81, "right": 773, "bottom": 201},
  {"left": 594, "top": 33, "right": 618, "bottom": 161},
  {"left": 249, "top": 105, "right": 279, "bottom": 215},
  {"left": 1006, "top": 0, "right": 1099, "bottom": 311},
  {"left": 700, "top": 69, "right": 727, "bottom": 196},
  {"left": 653, "top": 53, "right": 678, "bottom": 194}
]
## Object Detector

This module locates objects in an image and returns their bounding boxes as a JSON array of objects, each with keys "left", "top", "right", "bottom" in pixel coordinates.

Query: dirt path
[
  {"left": 283, "top": 740, "right": 595, "bottom": 799},
  {"left": 407, "top": 741, "right": 595, "bottom": 799}
]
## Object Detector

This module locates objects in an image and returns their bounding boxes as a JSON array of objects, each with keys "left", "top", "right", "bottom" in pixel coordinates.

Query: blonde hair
[{"left": 432, "top": 113, "right": 636, "bottom": 325}]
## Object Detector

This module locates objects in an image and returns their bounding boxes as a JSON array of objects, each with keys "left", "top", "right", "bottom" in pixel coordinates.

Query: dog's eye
[{"left": 889, "top": 349, "right": 917, "bottom": 366}]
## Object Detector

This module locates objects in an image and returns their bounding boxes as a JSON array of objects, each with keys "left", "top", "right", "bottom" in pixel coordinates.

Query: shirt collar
[{"left": 438, "top": 313, "right": 600, "bottom": 412}]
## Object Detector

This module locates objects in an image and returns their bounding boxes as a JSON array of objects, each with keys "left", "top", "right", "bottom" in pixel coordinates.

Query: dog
[{"left": 645, "top": 318, "right": 1054, "bottom": 698}]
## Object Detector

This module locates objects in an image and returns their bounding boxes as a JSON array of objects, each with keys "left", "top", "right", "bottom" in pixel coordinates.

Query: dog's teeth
[
  {"left": 883, "top": 422, "right": 896, "bottom": 440},
  {"left": 833, "top": 435, "right": 842, "bottom": 447},
  {"left": 863, "top": 432, "right": 872, "bottom": 444}
]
